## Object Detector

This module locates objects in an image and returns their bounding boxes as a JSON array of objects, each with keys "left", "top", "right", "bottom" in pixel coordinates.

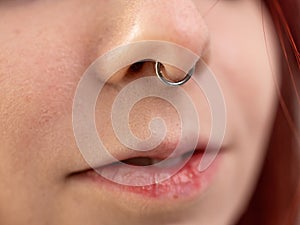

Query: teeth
[{"left": 150, "top": 158, "right": 162, "bottom": 164}]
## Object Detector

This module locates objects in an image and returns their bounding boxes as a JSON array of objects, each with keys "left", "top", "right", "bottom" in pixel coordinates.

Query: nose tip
[{"left": 129, "top": 0, "right": 209, "bottom": 56}]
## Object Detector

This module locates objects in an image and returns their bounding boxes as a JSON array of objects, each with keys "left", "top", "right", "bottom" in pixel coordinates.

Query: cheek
[
  {"left": 0, "top": 26, "right": 93, "bottom": 181},
  {"left": 0, "top": 0, "right": 147, "bottom": 149},
  {"left": 0, "top": 0, "right": 161, "bottom": 183},
  {"left": 200, "top": 1, "right": 281, "bottom": 215},
  {"left": 205, "top": 0, "right": 280, "bottom": 146},
  {"left": 0, "top": 46, "right": 78, "bottom": 142}
]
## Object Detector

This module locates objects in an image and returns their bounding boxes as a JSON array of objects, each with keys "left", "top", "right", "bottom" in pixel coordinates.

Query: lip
[{"left": 72, "top": 148, "right": 223, "bottom": 201}]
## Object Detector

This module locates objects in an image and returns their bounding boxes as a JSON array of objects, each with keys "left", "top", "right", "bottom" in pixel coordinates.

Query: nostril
[{"left": 128, "top": 61, "right": 145, "bottom": 73}]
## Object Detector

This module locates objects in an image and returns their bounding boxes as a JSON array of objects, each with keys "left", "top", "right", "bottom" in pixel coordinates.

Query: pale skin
[{"left": 0, "top": 1, "right": 280, "bottom": 225}]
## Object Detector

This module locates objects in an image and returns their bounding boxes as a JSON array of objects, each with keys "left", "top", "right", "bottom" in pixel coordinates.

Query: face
[{"left": 0, "top": 0, "right": 280, "bottom": 225}]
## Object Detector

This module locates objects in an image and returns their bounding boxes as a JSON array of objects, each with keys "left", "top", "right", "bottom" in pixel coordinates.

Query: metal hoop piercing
[{"left": 155, "top": 62, "right": 195, "bottom": 86}]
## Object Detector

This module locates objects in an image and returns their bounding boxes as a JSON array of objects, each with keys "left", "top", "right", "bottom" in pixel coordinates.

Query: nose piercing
[{"left": 155, "top": 61, "right": 195, "bottom": 86}]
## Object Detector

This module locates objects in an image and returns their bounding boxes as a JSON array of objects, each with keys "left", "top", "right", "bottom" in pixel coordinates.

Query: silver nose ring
[{"left": 155, "top": 61, "right": 195, "bottom": 86}]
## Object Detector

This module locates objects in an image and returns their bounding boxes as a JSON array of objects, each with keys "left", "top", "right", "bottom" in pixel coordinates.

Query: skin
[{"left": 0, "top": 0, "right": 280, "bottom": 225}]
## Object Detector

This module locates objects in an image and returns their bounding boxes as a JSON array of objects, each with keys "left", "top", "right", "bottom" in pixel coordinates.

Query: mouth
[
  {"left": 120, "top": 149, "right": 193, "bottom": 166},
  {"left": 72, "top": 147, "right": 223, "bottom": 200}
]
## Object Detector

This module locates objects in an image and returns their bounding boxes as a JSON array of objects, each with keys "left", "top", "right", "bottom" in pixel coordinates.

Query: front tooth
[{"left": 151, "top": 158, "right": 162, "bottom": 164}]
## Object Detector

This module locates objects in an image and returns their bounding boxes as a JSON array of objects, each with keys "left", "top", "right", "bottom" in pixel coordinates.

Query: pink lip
[{"left": 78, "top": 150, "right": 222, "bottom": 200}]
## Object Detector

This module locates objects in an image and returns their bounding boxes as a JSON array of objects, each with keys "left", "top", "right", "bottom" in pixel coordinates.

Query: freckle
[
  {"left": 25, "top": 95, "right": 32, "bottom": 103},
  {"left": 13, "top": 29, "right": 21, "bottom": 35}
]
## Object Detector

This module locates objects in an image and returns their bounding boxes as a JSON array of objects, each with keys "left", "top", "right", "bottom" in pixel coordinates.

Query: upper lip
[{"left": 71, "top": 135, "right": 211, "bottom": 175}]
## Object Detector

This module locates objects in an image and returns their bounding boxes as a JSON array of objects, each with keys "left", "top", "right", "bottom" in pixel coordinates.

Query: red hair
[{"left": 237, "top": 0, "right": 300, "bottom": 224}]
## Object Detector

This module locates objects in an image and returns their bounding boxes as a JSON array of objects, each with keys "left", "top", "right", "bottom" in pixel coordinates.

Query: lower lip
[{"left": 78, "top": 151, "right": 222, "bottom": 200}]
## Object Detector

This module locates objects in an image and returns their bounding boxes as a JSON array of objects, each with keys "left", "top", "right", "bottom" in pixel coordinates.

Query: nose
[{"left": 96, "top": 0, "right": 210, "bottom": 84}]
